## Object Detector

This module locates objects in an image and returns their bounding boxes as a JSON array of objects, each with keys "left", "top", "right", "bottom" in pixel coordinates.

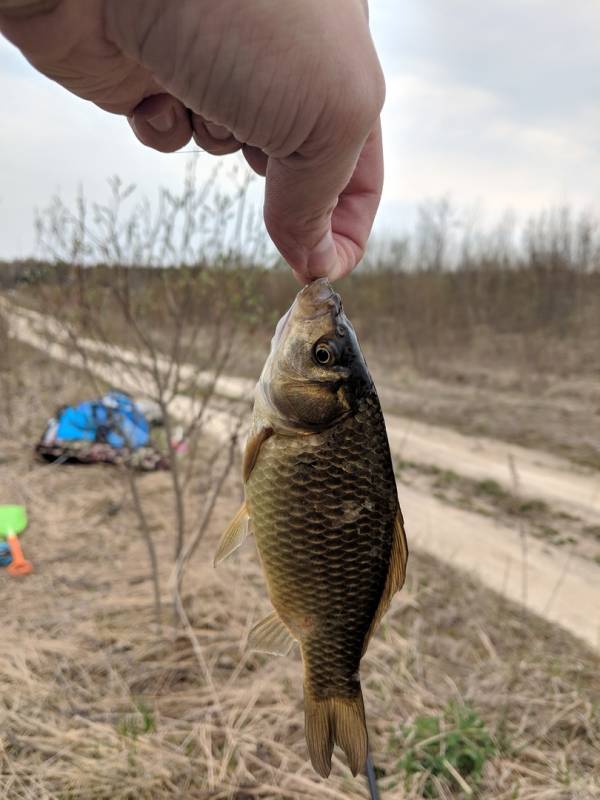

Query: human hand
[{"left": 0, "top": 0, "right": 385, "bottom": 282}]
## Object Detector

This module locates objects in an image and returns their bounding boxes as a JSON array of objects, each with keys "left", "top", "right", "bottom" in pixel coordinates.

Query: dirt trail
[
  {"left": 400, "top": 482, "right": 599, "bottom": 649},
  {"left": 3, "top": 300, "right": 599, "bottom": 650},
  {"left": 386, "top": 416, "right": 600, "bottom": 527}
]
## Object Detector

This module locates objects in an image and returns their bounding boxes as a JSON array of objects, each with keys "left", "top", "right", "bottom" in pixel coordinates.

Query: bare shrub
[{"left": 22, "top": 160, "right": 270, "bottom": 629}]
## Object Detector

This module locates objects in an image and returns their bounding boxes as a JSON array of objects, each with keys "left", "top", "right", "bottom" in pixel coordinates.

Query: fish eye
[{"left": 313, "top": 342, "right": 335, "bottom": 366}]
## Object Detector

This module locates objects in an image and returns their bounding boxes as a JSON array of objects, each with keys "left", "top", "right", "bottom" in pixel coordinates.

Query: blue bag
[{"left": 53, "top": 391, "right": 150, "bottom": 449}]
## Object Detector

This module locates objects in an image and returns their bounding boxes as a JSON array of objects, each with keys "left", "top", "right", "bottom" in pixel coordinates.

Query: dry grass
[
  {"left": 2, "top": 547, "right": 599, "bottom": 800},
  {"left": 1, "top": 341, "right": 599, "bottom": 799}
]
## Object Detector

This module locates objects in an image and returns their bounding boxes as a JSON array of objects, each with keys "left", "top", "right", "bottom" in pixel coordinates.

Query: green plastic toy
[{"left": 0, "top": 505, "right": 33, "bottom": 576}]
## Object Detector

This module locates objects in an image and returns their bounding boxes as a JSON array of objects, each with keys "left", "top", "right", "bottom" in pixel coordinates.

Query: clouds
[
  {"left": 381, "top": 69, "right": 598, "bottom": 207},
  {"left": 374, "top": 0, "right": 600, "bottom": 122},
  {"left": 373, "top": 0, "right": 600, "bottom": 232},
  {"left": 1, "top": 2, "right": 599, "bottom": 259}
]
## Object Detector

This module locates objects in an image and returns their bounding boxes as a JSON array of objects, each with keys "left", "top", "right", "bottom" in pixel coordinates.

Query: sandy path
[
  {"left": 387, "top": 416, "right": 600, "bottom": 527},
  {"left": 400, "top": 482, "right": 599, "bottom": 649},
  {"left": 3, "top": 299, "right": 599, "bottom": 649}
]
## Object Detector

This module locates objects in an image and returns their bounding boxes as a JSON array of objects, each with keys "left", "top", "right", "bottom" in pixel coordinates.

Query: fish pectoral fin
[
  {"left": 213, "top": 502, "right": 251, "bottom": 566},
  {"left": 362, "top": 506, "right": 409, "bottom": 654},
  {"left": 243, "top": 426, "right": 273, "bottom": 482},
  {"left": 248, "top": 610, "right": 296, "bottom": 656}
]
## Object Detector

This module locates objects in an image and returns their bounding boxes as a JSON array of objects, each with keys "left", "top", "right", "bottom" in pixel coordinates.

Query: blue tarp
[{"left": 53, "top": 391, "right": 150, "bottom": 449}]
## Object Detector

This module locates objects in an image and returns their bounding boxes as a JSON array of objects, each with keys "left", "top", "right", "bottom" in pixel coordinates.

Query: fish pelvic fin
[
  {"left": 213, "top": 502, "right": 251, "bottom": 566},
  {"left": 248, "top": 610, "right": 295, "bottom": 656},
  {"left": 304, "top": 689, "right": 368, "bottom": 778}
]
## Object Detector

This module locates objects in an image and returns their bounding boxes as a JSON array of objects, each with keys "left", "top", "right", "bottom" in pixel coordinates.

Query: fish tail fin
[{"left": 304, "top": 688, "right": 368, "bottom": 778}]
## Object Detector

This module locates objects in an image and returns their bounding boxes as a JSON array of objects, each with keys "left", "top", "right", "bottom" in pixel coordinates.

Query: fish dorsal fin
[
  {"left": 248, "top": 610, "right": 296, "bottom": 656},
  {"left": 362, "top": 507, "right": 408, "bottom": 655},
  {"left": 243, "top": 426, "right": 274, "bottom": 483},
  {"left": 213, "top": 502, "right": 251, "bottom": 566}
]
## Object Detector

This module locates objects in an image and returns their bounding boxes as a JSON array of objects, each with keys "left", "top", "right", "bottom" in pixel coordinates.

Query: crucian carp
[{"left": 215, "top": 278, "right": 408, "bottom": 778}]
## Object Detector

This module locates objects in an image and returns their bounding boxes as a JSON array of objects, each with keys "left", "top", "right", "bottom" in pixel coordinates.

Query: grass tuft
[
  {"left": 396, "top": 702, "right": 496, "bottom": 798},
  {"left": 117, "top": 702, "right": 156, "bottom": 739}
]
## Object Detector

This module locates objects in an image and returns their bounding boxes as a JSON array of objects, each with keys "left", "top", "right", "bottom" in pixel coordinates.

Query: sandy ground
[
  {"left": 385, "top": 415, "right": 600, "bottom": 526},
  {"left": 374, "top": 363, "right": 600, "bottom": 472},
  {"left": 3, "top": 300, "right": 599, "bottom": 651}
]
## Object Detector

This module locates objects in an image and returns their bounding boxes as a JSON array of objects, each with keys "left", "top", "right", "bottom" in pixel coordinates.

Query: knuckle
[{"left": 331, "top": 62, "right": 385, "bottom": 137}]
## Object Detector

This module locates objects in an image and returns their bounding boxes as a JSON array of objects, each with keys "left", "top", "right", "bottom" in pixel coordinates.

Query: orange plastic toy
[{"left": 0, "top": 505, "right": 33, "bottom": 577}]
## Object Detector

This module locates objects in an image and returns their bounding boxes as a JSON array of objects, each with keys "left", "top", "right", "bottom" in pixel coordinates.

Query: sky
[{"left": 1, "top": 0, "right": 599, "bottom": 259}]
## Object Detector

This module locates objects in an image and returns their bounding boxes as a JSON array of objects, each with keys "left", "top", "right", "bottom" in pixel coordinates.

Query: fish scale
[{"left": 247, "top": 391, "right": 398, "bottom": 702}]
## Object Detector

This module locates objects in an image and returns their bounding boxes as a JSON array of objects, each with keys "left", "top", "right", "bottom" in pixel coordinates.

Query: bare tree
[
  {"left": 415, "top": 195, "right": 458, "bottom": 272},
  {"left": 28, "top": 158, "right": 267, "bottom": 629}
]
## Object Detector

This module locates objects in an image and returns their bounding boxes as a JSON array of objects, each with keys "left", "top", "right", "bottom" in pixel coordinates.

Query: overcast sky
[{"left": 1, "top": 0, "right": 599, "bottom": 259}]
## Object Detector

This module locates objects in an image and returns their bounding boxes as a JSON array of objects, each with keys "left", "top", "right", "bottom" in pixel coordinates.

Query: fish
[{"left": 215, "top": 278, "right": 408, "bottom": 778}]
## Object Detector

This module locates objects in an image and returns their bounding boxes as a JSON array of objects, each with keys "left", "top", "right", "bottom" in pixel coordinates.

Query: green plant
[
  {"left": 517, "top": 498, "right": 548, "bottom": 515},
  {"left": 475, "top": 479, "right": 507, "bottom": 500},
  {"left": 584, "top": 525, "right": 600, "bottom": 540},
  {"left": 117, "top": 701, "right": 156, "bottom": 739},
  {"left": 397, "top": 702, "right": 496, "bottom": 797}
]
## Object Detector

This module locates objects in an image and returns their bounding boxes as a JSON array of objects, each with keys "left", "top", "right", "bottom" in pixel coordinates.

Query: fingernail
[
  {"left": 147, "top": 107, "right": 176, "bottom": 133},
  {"left": 205, "top": 121, "right": 232, "bottom": 140},
  {"left": 307, "top": 230, "right": 339, "bottom": 279}
]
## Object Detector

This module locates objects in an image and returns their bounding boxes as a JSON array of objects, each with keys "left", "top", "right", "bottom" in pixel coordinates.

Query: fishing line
[{"left": 366, "top": 753, "right": 381, "bottom": 800}]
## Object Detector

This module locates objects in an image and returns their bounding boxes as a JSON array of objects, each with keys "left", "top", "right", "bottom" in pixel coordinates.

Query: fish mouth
[
  {"left": 271, "top": 279, "right": 341, "bottom": 351},
  {"left": 296, "top": 278, "right": 341, "bottom": 320}
]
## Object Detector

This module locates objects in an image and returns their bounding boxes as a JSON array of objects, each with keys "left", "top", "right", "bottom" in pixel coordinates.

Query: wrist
[{"left": 0, "top": 0, "right": 60, "bottom": 17}]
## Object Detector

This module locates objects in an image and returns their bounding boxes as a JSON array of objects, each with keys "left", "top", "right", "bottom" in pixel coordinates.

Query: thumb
[
  {"left": 264, "top": 115, "right": 385, "bottom": 283},
  {"left": 264, "top": 144, "right": 362, "bottom": 284}
]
